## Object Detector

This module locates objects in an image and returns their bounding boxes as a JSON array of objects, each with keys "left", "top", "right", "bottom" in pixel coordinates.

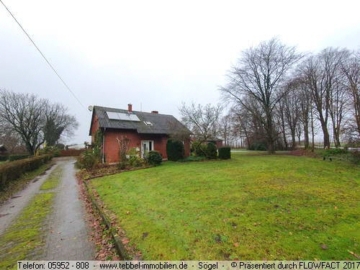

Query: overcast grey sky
[{"left": 1, "top": 0, "right": 360, "bottom": 145}]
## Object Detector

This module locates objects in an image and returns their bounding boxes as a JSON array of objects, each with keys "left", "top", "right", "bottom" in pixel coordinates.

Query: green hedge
[
  {"left": 166, "top": 140, "right": 185, "bottom": 161},
  {"left": 218, "top": 147, "right": 231, "bottom": 159},
  {"left": 8, "top": 154, "right": 30, "bottom": 161},
  {"left": 0, "top": 154, "right": 52, "bottom": 191}
]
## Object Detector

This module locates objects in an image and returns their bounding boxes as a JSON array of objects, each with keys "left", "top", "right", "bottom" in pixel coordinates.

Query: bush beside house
[
  {"left": 146, "top": 151, "right": 162, "bottom": 166},
  {"left": 166, "top": 140, "right": 185, "bottom": 161}
]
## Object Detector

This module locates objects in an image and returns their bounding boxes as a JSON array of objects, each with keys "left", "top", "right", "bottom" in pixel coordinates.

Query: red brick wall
[
  {"left": 103, "top": 130, "right": 136, "bottom": 163},
  {"left": 60, "top": 149, "right": 85, "bottom": 157},
  {"left": 102, "top": 129, "right": 172, "bottom": 163},
  {"left": 90, "top": 115, "right": 99, "bottom": 143}
]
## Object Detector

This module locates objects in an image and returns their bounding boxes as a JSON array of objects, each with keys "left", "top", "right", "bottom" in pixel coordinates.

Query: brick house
[{"left": 89, "top": 104, "right": 191, "bottom": 163}]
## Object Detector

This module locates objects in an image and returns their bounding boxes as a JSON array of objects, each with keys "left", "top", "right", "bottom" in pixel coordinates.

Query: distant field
[{"left": 89, "top": 153, "right": 360, "bottom": 260}]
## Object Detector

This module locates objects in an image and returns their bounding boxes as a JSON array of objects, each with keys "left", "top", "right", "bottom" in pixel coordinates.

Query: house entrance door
[{"left": 141, "top": 140, "right": 153, "bottom": 158}]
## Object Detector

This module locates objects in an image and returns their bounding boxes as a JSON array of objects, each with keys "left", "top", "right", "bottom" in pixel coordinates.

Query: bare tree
[
  {"left": 341, "top": 49, "right": 360, "bottom": 141},
  {"left": 218, "top": 113, "right": 233, "bottom": 146},
  {"left": 328, "top": 75, "right": 349, "bottom": 147},
  {"left": 281, "top": 78, "right": 306, "bottom": 149},
  {"left": 0, "top": 89, "right": 79, "bottom": 155},
  {"left": 220, "top": 38, "right": 302, "bottom": 153},
  {"left": 0, "top": 90, "right": 46, "bottom": 154},
  {"left": 0, "top": 121, "right": 25, "bottom": 153},
  {"left": 231, "top": 99, "right": 269, "bottom": 150},
  {"left": 296, "top": 77, "right": 313, "bottom": 149},
  {"left": 179, "top": 102, "right": 223, "bottom": 142},
  {"left": 298, "top": 49, "right": 348, "bottom": 148},
  {"left": 277, "top": 97, "right": 288, "bottom": 150}
]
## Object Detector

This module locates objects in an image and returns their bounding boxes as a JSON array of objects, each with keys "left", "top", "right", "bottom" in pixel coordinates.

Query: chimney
[
  {"left": 151, "top": 110, "right": 158, "bottom": 114},
  {"left": 128, "top": 103, "right": 132, "bottom": 113}
]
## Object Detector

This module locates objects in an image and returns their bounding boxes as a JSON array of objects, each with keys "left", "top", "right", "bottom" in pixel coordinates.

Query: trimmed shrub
[
  {"left": 146, "top": 151, "right": 162, "bottom": 166},
  {"left": 218, "top": 147, "right": 231, "bottom": 159},
  {"left": 166, "top": 140, "right": 185, "bottom": 161},
  {"left": 0, "top": 155, "right": 8, "bottom": 162},
  {"left": 0, "top": 154, "right": 52, "bottom": 191},
  {"left": 206, "top": 142, "right": 217, "bottom": 159},
  {"left": 76, "top": 149, "right": 101, "bottom": 170},
  {"left": 128, "top": 155, "right": 144, "bottom": 167},
  {"left": 126, "top": 147, "right": 143, "bottom": 167}
]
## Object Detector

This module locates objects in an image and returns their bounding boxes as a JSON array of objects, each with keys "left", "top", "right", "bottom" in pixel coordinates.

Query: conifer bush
[
  {"left": 166, "top": 140, "right": 185, "bottom": 161},
  {"left": 206, "top": 142, "right": 218, "bottom": 159},
  {"left": 218, "top": 147, "right": 231, "bottom": 159}
]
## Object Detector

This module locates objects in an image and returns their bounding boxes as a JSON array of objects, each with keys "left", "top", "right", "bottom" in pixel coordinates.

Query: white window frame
[{"left": 141, "top": 140, "right": 154, "bottom": 158}]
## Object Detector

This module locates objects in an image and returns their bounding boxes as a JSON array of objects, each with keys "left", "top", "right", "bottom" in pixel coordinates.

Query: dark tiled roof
[{"left": 91, "top": 105, "right": 190, "bottom": 135}]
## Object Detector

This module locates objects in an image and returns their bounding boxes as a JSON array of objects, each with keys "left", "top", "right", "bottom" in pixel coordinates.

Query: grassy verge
[
  {"left": 0, "top": 193, "right": 54, "bottom": 269},
  {"left": 0, "top": 161, "right": 54, "bottom": 205},
  {"left": 89, "top": 153, "right": 360, "bottom": 260},
  {"left": 0, "top": 164, "right": 62, "bottom": 269},
  {"left": 40, "top": 165, "right": 62, "bottom": 190}
]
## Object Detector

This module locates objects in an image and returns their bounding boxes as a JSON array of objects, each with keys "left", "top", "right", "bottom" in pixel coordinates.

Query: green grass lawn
[{"left": 89, "top": 153, "right": 360, "bottom": 260}]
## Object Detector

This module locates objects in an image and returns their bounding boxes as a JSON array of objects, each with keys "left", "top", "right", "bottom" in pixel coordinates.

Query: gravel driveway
[{"left": 0, "top": 157, "right": 95, "bottom": 260}]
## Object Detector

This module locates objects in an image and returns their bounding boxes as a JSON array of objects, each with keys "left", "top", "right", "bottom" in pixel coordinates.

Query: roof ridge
[{"left": 94, "top": 105, "right": 172, "bottom": 116}]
